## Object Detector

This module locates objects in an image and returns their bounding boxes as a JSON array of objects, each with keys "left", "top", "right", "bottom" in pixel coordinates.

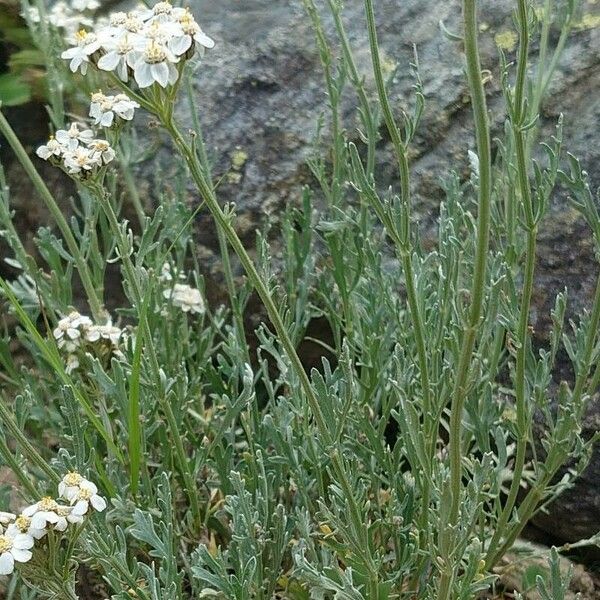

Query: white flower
[
  {"left": 5, "top": 514, "right": 47, "bottom": 540},
  {"left": 88, "top": 139, "right": 116, "bottom": 165},
  {"left": 89, "top": 92, "right": 139, "bottom": 127},
  {"left": 0, "top": 531, "right": 34, "bottom": 576},
  {"left": 164, "top": 283, "right": 205, "bottom": 314},
  {"left": 22, "top": 497, "right": 64, "bottom": 532},
  {"left": 113, "top": 94, "right": 140, "bottom": 120},
  {"left": 139, "top": 1, "right": 179, "bottom": 24},
  {"left": 36, "top": 136, "right": 66, "bottom": 160},
  {"left": 65, "top": 354, "right": 80, "bottom": 374},
  {"left": 63, "top": 147, "right": 99, "bottom": 174},
  {"left": 55, "top": 123, "right": 94, "bottom": 151},
  {"left": 58, "top": 471, "right": 84, "bottom": 502},
  {"left": 97, "top": 33, "right": 140, "bottom": 81},
  {"left": 71, "top": 0, "right": 100, "bottom": 11},
  {"left": 61, "top": 29, "right": 102, "bottom": 74},
  {"left": 168, "top": 11, "right": 214, "bottom": 56},
  {"left": 53, "top": 311, "right": 92, "bottom": 352},
  {"left": 133, "top": 39, "right": 179, "bottom": 88},
  {"left": 85, "top": 324, "right": 122, "bottom": 345},
  {"left": 70, "top": 481, "right": 107, "bottom": 516},
  {"left": 0, "top": 513, "right": 15, "bottom": 535}
]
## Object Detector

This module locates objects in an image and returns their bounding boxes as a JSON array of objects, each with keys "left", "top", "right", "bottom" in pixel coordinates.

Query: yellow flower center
[
  {"left": 0, "top": 536, "right": 13, "bottom": 553},
  {"left": 38, "top": 497, "right": 58, "bottom": 511},
  {"left": 153, "top": 1, "right": 172, "bottom": 15},
  {"left": 125, "top": 14, "right": 143, "bottom": 32},
  {"left": 91, "top": 91, "right": 105, "bottom": 103},
  {"left": 78, "top": 488, "right": 93, "bottom": 501},
  {"left": 15, "top": 516, "right": 31, "bottom": 532},
  {"left": 144, "top": 41, "right": 167, "bottom": 64},
  {"left": 64, "top": 471, "right": 83, "bottom": 486},
  {"left": 117, "top": 36, "right": 134, "bottom": 54}
]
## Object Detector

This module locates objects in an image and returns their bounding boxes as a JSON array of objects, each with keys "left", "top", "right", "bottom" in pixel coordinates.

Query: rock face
[{"left": 2, "top": 0, "right": 599, "bottom": 548}]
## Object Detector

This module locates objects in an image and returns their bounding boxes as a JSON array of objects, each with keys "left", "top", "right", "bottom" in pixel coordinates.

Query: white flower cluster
[
  {"left": 160, "top": 263, "right": 206, "bottom": 315},
  {"left": 61, "top": 2, "right": 214, "bottom": 88},
  {"left": 53, "top": 311, "right": 124, "bottom": 372},
  {"left": 0, "top": 473, "right": 105, "bottom": 576},
  {"left": 164, "top": 283, "right": 206, "bottom": 314},
  {"left": 24, "top": 0, "right": 99, "bottom": 41},
  {"left": 89, "top": 91, "right": 140, "bottom": 127},
  {"left": 36, "top": 122, "right": 115, "bottom": 176}
]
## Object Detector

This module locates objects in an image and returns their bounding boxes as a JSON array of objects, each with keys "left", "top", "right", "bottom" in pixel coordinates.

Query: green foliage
[{"left": 0, "top": 0, "right": 598, "bottom": 598}]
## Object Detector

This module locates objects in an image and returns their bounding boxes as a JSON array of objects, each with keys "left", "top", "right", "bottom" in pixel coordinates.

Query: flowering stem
[
  {"left": 438, "top": 0, "right": 492, "bottom": 595},
  {"left": 363, "top": 0, "right": 433, "bottom": 580},
  {"left": 0, "top": 110, "right": 104, "bottom": 320},
  {"left": 183, "top": 75, "right": 250, "bottom": 363},
  {"left": 485, "top": 0, "right": 536, "bottom": 568}
]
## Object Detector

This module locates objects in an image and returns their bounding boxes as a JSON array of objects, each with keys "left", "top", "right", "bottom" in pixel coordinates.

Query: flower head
[
  {"left": 134, "top": 39, "right": 179, "bottom": 88},
  {"left": 0, "top": 530, "right": 34, "bottom": 576},
  {"left": 5, "top": 514, "right": 47, "bottom": 540},
  {"left": 55, "top": 123, "right": 94, "bottom": 151},
  {"left": 36, "top": 136, "right": 65, "bottom": 160},
  {"left": 71, "top": 481, "right": 107, "bottom": 516},
  {"left": 61, "top": 29, "right": 101, "bottom": 74},
  {"left": 53, "top": 311, "right": 92, "bottom": 352},
  {"left": 164, "top": 283, "right": 205, "bottom": 314},
  {"left": 61, "top": 2, "right": 214, "bottom": 87},
  {"left": 89, "top": 92, "right": 139, "bottom": 127},
  {"left": 0, "top": 512, "right": 15, "bottom": 535}
]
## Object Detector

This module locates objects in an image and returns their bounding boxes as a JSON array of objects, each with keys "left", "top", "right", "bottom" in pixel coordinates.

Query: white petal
[
  {"left": 0, "top": 552, "right": 14, "bottom": 575},
  {"left": 91, "top": 495, "right": 107, "bottom": 512},
  {"left": 117, "top": 60, "right": 129, "bottom": 82},
  {"left": 30, "top": 513, "right": 48, "bottom": 529},
  {"left": 169, "top": 35, "right": 191, "bottom": 56},
  {"left": 36, "top": 146, "right": 51, "bottom": 159},
  {"left": 80, "top": 480, "right": 98, "bottom": 495},
  {"left": 21, "top": 505, "right": 38, "bottom": 518},
  {"left": 13, "top": 534, "right": 34, "bottom": 550},
  {"left": 11, "top": 548, "right": 32, "bottom": 563},
  {"left": 196, "top": 31, "right": 215, "bottom": 49},
  {"left": 100, "top": 112, "right": 114, "bottom": 127},
  {"left": 61, "top": 47, "right": 78, "bottom": 59},
  {"left": 152, "top": 62, "right": 169, "bottom": 88},
  {"left": 167, "top": 63, "right": 179, "bottom": 85},
  {"left": 97, "top": 51, "right": 120, "bottom": 71},
  {"left": 134, "top": 63, "right": 154, "bottom": 88},
  {"left": 72, "top": 500, "right": 89, "bottom": 516}
]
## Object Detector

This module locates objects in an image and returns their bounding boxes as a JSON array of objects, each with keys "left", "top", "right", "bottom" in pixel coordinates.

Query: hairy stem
[{"left": 438, "top": 0, "right": 492, "bottom": 595}]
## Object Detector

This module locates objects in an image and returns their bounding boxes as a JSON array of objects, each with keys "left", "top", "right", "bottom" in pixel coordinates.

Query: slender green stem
[
  {"left": 327, "top": 0, "right": 377, "bottom": 176},
  {"left": 363, "top": 4, "right": 434, "bottom": 567},
  {"left": 183, "top": 76, "right": 250, "bottom": 363},
  {"left": 0, "top": 111, "right": 104, "bottom": 319},
  {"left": 485, "top": 0, "right": 537, "bottom": 567},
  {"left": 438, "top": 0, "right": 492, "bottom": 596},
  {"left": 164, "top": 119, "right": 329, "bottom": 437}
]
